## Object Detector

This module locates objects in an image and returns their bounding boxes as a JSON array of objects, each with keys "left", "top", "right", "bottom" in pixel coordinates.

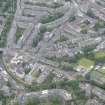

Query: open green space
[
  {"left": 95, "top": 51, "right": 105, "bottom": 59},
  {"left": 90, "top": 70, "right": 105, "bottom": 84},
  {"left": 99, "top": 64, "right": 105, "bottom": 74},
  {"left": 78, "top": 58, "right": 94, "bottom": 69}
]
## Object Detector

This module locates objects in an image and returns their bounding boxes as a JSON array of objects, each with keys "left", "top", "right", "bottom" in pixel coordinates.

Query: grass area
[
  {"left": 78, "top": 58, "right": 94, "bottom": 69},
  {"left": 95, "top": 51, "right": 105, "bottom": 59},
  {"left": 90, "top": 70, "right": 105, "bottom": 83},
  {"left": 99, "top": 65, "right": 105, "bottom": 74}
]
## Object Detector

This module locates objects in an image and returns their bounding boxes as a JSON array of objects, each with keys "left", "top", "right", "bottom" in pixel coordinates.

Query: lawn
[
  {"left": 78, "top": 58, "right": 94, "bottom": 69},
  {"left": 90, "top": 70, "right": 105, "bottom": 83},
  {"left": 95, "top": 51, "right": 105, "bottom": 59},
  {"left": 100, "top": 65, "right": 105, "bottom": 74}
]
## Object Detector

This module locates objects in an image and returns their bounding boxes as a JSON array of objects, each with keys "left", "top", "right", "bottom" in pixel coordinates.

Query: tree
[
  {"left": 39, "top": 25, "right": 47, "bottom": 33},
  {"left": 82, "top": 45, "right": 95, "bottom": 53},
  {"left": 69, "top": 15, "right": 76, "bottom": 22},
  {"left": 24, "top": 97, "right": 40, "bottom": 105},
  {"left": 86, "top": 9, "right": 96, "bottom": 19},
  {"left": 93, "top": 19, "right": 105, "bottom": 31},
  {"left": 48, "top": 96, "right": 60, "bottom": 105},
  {"left": 25, "top": 68, "right": 31, "bottom": 74},
  {"left": 83, "top": 20, "right": 90, "bottom": 25}
]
